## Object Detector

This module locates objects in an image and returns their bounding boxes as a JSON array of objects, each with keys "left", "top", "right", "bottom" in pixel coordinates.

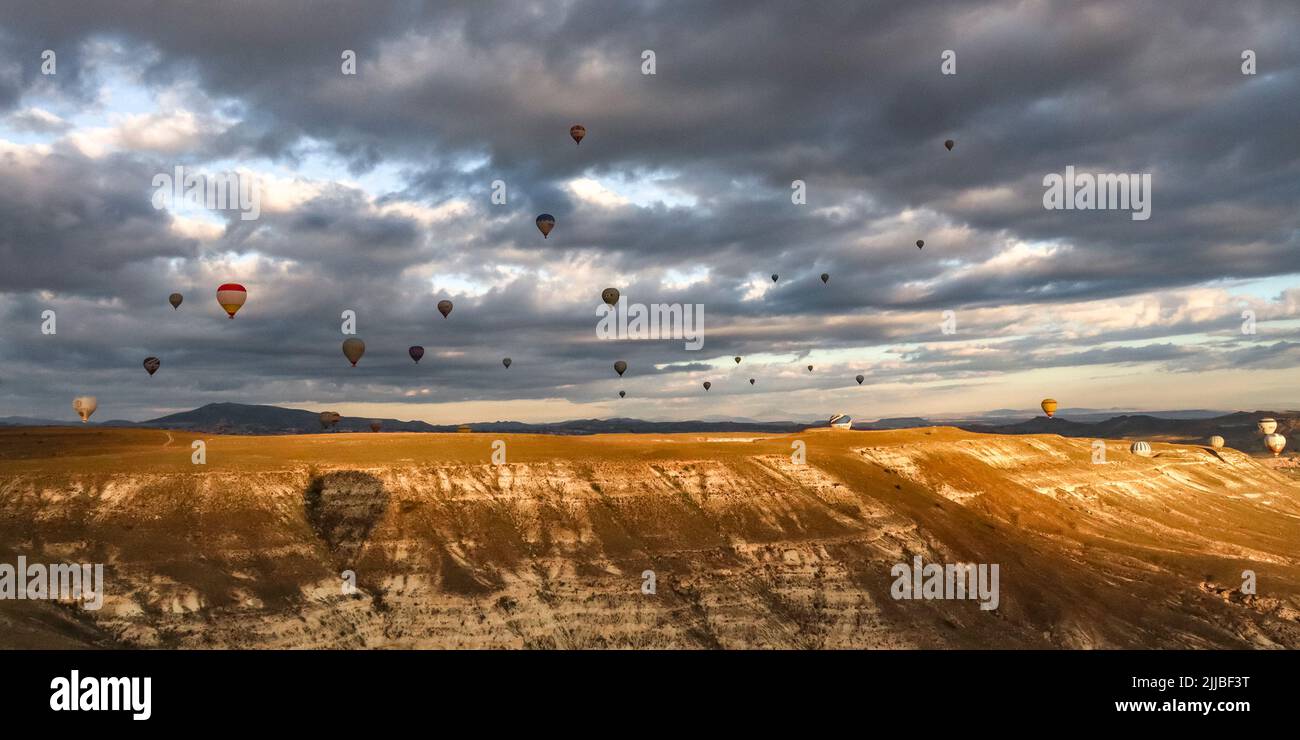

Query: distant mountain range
[
  {"left": 0, "top": 402, "right": 811, "bottom": 435},
  {"left": 0, "top": 402, "right": 1293, "bottom": 454},
  {"left": 961, "top": 411, "right": 1299, "bottom": 456}
]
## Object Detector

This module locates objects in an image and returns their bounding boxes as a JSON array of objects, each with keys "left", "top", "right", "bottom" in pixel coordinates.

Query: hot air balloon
[
  {"left": 1258, "top": 418, "right": 1278, "bottom": 435},
  {"left": 618, "top": 390, "right": 626, "bottom": 398},
  {"left": 1265, "top": 433, "right": 1287, "bottom": 456},
  {"left": 570, "top": 124, "right": 586, "bottom": 145},
  {"left": 72, "top": 396, "right": 97, "bottom": 423},
  {"left": 1209, "top": 435, "right": 1225, "bottom": 449},
  {"left": 829, "top": 413, "right": 852, "bottom": 430},
  {"left": 734, "top": 356, "right": 741, "bottom": 364},
  {"left": 602, "top": 288, "right": 620, "bottom": 306},
  {"left": 771, "top": 274, "right": 779, "bottom": 282},
  {"left": 821, "top": 273, "right": 829, "bottom": 284},
  {"left": 409, "top": 346, "right": 425, "bottom": 363},
  {"left": 916, "top": 240, "right": 925, "bottom": 250},
  {"left": 614, "top": 360, "right": 627, "bottom": 377},
  {"left": 319, "top": 411, "right": 341, "bottom": 430},
  {"left": 944, "top": 139, "right": 954, "bottom": 151},
  {"left": 1041, "top": 398, "right": 1058, "bottom": 418},
  {"left": 168, "top": 293, "right": 183, "bottom": 310},
  {"left": 342, "top": 338, "right": 366, "bottom": 366},
  {"left": 143, "top": 357, "right": 160, "bottom": 376},
  {"left": 856, "top": 374, "right": 864, "bottom": 385},
  {"left": 749, "top": 378, "right": 755, "bottom": 385},
  {"left": 536, "top": 214, "right": 555, "bottom": 238},
  {"left": 502, "top": 358, "right": 512, "bottom": 368},
  {"left": 437, "top": 300, "right": 453, "bottom": 319},
  {"left": 1130, "top": 441, "right": 1152, "bottom": 457},
  {"left": 703, "top": 381, "right": 711, "bottom": 391},
  {"left": 216, "top": 283, "right": 247, "bottom": 319},
  {"left": 369, "top": 421, "right": 382, "bottom": 433},
  {"left": 807, "top": 365, "right": 814, "bottom": 372}
]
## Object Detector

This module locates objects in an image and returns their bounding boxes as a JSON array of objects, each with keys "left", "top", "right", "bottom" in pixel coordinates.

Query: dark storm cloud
[{"left": 0, "top": 0, "right": 1298, "bottom": 419}]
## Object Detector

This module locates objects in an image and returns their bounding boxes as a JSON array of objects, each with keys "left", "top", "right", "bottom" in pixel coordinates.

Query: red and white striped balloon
[{"left": 216, "top": 283, "right": 247, "bottom": 319}]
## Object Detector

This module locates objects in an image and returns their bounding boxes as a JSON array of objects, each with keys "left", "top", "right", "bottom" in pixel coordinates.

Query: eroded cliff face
[{"left": 1, "top": 427, "right": 1298, "bottom": 649}]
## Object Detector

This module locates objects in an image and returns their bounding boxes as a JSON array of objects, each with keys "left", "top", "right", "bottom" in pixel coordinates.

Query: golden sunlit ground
[{"left": 2, "top": 426, "right": 1298, "bottom": 648}]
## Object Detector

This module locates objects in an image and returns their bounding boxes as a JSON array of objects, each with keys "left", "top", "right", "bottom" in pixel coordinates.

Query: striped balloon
[{"left": 216, "top": 283, "right": 247, "bottom": 319}]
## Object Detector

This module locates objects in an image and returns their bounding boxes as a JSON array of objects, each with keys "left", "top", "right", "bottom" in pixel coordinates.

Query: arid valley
[{"left": 2, "top": 426, "right": 1298, "bottom": 649}]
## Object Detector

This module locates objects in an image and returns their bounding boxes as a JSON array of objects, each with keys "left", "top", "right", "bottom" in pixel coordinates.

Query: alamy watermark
[
  {"left": 50, "top": 670, "right": 150, "bottom": 720},
  {"left": 152, "top": 165, "right": 261, "bottom": 220},
  {"left": 1043, "top": 166, "right": 1151, "bottom": 221},
  {"left": 891, "top": 555, "right": 999, "bottom": 611},
  {"left": 0, "top": 556, "right": 104, "bottom": 610},
  {"left": 596, "top": 297, "right": 704, "bottom": 350}
]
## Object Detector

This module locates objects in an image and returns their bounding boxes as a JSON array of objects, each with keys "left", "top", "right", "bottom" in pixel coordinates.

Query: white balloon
[
  {"left": 1265, "top": 433, "right": 1286, "bottom": 456},
  {"left": 72, "top": 396, "right": 98, "bottom": 423}
]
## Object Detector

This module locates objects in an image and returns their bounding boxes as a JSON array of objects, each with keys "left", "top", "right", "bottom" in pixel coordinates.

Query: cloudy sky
[{"left": 1, "top": 0, "right": 1298, "bottom": 424}]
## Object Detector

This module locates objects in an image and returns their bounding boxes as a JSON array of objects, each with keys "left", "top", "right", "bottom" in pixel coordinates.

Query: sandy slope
[{"left": 1, "top": 426, "right": 1298, "bottom": 649}]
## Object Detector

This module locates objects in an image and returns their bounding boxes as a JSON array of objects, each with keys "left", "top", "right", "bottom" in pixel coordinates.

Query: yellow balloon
[
  {"left": 342, "top": 338, "right": 365, "bottom": 366},
  {"left": 1040, "top": 398, "right": 1058, "bottom": 418}
]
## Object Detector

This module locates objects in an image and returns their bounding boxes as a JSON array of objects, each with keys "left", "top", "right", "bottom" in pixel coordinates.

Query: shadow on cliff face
[{"left": 303, "top": 471, "right": 389, "bottom": 566}]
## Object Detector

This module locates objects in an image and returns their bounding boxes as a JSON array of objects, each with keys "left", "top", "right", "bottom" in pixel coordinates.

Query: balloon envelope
[
  {"left": 601, "top": 288, "right": 619, "bottom": 306},
  {"left": 749, "top": 378, "right": 755, "bottom": 385},
  {"left": 734, "top": 356, "right": 741, "bottom": 364},
  {"left": 216, "top": 283, "right": 247, "bottom": 318},
  {"left": 168, "top": 293, "right": 183, "bottom": 309},
  {"left": 73, "top": 396, "right": 97, "bottom": 423},
  {"left": 502, "top": 358, "right": 511, "bottom": 368},
  {"left": 1258, "top": 418, "right": 1278, "bottom": 435},
  {"left": 409, "top": 346, "right": 424, "bottom": 363},
  {"left": 944, "top": 139, "right": 954, "bottom": 151},
  {"left": 342, "top": 338, "right": 365, "bottom": 366},
  {"left": 536, "top": 214, "right": 555, "bottom": 238},
  {"left": 369, "top": 421, "right": 382, "bottom": 433},
  {"left": 1266, "top": 433, "right": 1286, "bottom": 456},
  {"left": 570, "top": 124, "right": 586, "bottom": 145},
  {"left": 771, "top": 274, "right": 779, "bottom": 282},
  {"left": 614, "top": 360, "right": 627, "bottom": 377},
  {"left": 703, "top": 382, "right": 711, "bottom": 390},
  {"left": 807, "top": 365, "right": 813, "bottom": 372},
  {"left": 916, "top": 240, "right": 925, "bottom": 249},
  {"left": 143, "top": 357, "right": 160, "bottom": 376},
  {"left": 821, "top": 273, "right": 829, "bottom": 284},
  {"left": 1041, "top": 398, "right": 1058, "bottom": 418},
  {"left": 1209, "top": 435, "right": 1225, "bottom": 449},
  {"left": 437, "top": 300, "right": 453, "bottom": 318},
  {"left": 618, "top": 390, "right": 626, "bottom": 398},
  {"left": 856, "top": 374, "right": 864, "bottom": 385},
  {"left": 1130, "top": 441, "right": 1152, "bottom": 457}
]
